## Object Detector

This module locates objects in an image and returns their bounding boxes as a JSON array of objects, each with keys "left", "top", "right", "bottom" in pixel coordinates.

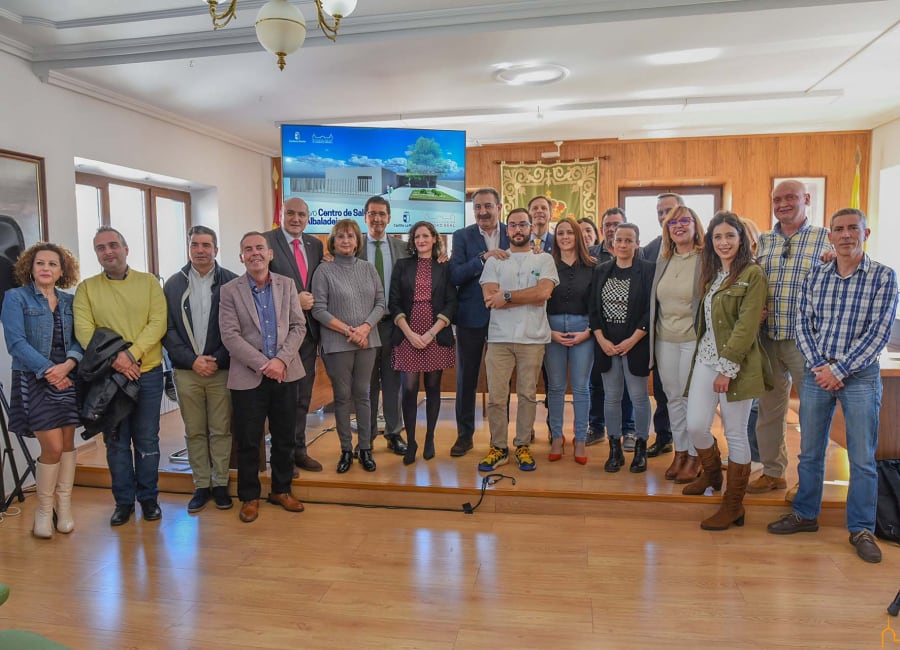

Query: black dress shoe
[
  {"left": 385, "top": 434, "right": 408, "bottom": 455},
  {"left": 187, "top": 488, "right": 211, "bottom": 513},
  {"left": 647, "top": 439, "right": 674, "bottom": 457},
  {"left": 358, "top": 449, "right": 377, "bottom": 472},
  {"left": 110, "top": 504, "right": 134, "bottom": 527},
  {"left": 212, "top": 486, "right": 233, "bottom": 510},
  {"left": 337, "top": 451, "right": 354, "bottom": 473},
  {"left": 140, "top": 499, "right": 162, "bottom": 521}
]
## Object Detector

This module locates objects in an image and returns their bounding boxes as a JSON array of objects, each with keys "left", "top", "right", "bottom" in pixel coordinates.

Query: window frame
[{"left": 75, "top": 172, "right": 191, "bottom": 277}]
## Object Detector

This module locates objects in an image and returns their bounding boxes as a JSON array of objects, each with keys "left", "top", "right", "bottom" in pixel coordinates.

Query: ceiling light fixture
[
  {"left": 205, "top": 0, "right": 356, "bottom": 70},
  {"left": 494, "top": 63, "right": 569, "bottom": 86}
]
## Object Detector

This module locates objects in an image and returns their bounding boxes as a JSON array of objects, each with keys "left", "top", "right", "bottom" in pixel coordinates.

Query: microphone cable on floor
[{"left": 301, "top": 472, "right": 517, "bottom": 515}]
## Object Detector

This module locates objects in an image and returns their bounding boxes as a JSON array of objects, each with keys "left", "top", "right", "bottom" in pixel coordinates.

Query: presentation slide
[{"left": 281, "top": 125, "right": 466, "bottom": 234}]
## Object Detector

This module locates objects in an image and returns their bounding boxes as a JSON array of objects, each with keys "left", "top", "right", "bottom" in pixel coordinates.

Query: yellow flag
[{"left": 850, "top": 146, "right": 861, "bottom": 209}]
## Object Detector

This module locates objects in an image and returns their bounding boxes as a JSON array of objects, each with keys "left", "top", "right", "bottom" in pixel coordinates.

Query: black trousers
[
  {"left": 454, "top": 324, "right": 488, "bottom": 438},
  {"left": 232, "top": 377, "right": 298, "bottom": 501},
  {"left": 292, "top": 332, "right": 318, "bottom": 454},
  {"left": 651, "top": 369, "right": 672, "bottom": 444}
]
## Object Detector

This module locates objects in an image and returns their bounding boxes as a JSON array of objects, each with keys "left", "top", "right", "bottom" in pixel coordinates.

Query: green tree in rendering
[{"left": 406, "top": 137, "right": 448, "bottom": 175}]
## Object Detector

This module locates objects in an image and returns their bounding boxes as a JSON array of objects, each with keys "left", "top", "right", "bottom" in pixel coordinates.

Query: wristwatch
[
  {"left": 503, "top": 291, "right": 512, "bottom": 303},
  {"left": 480, "top": 251, "right": 488, "bottom": 263}
]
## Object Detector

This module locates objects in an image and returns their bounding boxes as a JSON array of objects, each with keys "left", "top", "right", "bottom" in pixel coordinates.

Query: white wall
[
  {"left": 0, "top": 51, "right": 271, "bottom": 490},
  {"left": 870, "top": 117, "right": 900, "bottom": 263}
]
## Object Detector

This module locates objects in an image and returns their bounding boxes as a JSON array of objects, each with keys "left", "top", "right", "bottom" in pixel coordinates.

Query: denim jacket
[{"left": 1, "top": 283, "right": 84, "bottom": 377}]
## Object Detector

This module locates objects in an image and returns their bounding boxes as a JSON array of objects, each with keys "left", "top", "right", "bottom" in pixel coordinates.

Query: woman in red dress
[{"left": 389, "top": 221, "right": 457, "bottom": 465}]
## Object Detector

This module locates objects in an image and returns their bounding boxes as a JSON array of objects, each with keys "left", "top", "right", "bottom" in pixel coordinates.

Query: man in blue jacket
[
  {"left": 448, "top": 188, "right": 509, "bottom": 456},
  {"left": 163, "top": 226, "right": 238, "bottom": 513}
]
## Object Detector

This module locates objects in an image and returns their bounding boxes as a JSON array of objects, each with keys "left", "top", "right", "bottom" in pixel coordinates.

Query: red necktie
[{"left": 291, "top": 238, "right": 308, "bottom": 288}]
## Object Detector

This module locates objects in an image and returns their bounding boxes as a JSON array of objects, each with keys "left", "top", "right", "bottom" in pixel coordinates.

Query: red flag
[{"left": 272, "top": 157, "right": 282, "bottom": 229}]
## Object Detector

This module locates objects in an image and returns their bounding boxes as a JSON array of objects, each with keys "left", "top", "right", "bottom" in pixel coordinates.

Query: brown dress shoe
[
  {"left": 294, "top": 452, "right": 323, "bottom": 472},
  {"left": 267, "top": 492, "right": 305, "bottom": 512},
  {"left": 747, "top": 474, "right": 787, "bottom": 493},
  {"left": 239, "top": 499, "right": 259, "bottom": 523}
]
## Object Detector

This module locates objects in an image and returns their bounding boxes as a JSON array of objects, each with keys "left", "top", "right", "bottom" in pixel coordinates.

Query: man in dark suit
[
  {"left": 527, "top": 195, "right": 554, "bottom": 252},
  {"left": 219, "top": 232, "right": 306, "bottom": 523},
  {"left": 448, "top": 187, "right": 510, "bottom": 456},
  {"left": 357, "top": 195, "right": 409, "bottom": 455},
  {"left": 264, "top": 197, "right": 323, "bottom": 472}
]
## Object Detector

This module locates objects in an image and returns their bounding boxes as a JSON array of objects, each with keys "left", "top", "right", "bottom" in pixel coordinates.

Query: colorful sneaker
[
  {"left": 515, "top": 445, "right": 536, "bottom": 471},
  {"left": 478, "top": 446, "right": 509, "bottom": 472}
]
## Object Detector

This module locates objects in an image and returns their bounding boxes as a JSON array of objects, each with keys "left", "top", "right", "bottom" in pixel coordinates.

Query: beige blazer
[{"left": 219, "top": 272, "right": 306, "bottom": 390}]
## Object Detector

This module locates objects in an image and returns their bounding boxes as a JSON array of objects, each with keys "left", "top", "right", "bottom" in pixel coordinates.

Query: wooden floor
[
  {"left": 1, "top": 395, "right": 891, "bottom": 648},
  {"left": 0, "top": 486, "right": 895, "bottom": 649}
]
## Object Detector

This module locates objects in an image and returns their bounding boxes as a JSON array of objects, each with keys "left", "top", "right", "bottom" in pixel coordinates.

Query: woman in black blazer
[
  {"left": 589, "top": 223, "right": 655, "bottom": 474},
  {"left": 389, "top": 221, "right": 458, "bottom": 465}
]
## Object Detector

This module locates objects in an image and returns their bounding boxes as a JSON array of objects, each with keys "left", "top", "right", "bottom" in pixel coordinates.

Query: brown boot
[
  {"left": 674, "top": 453, "right": 702, "bottom": 484},
  {"left": 664, "top": 451, "right": 687, "bottom": 480},
  {"left": 701, "top": 462, "right": 751, "bottom": 530},
  {"left": 681, "top": 441, "right": 723, "bottom": 495}
]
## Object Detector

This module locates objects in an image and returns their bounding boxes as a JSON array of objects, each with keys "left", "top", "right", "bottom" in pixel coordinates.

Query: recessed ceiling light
[
  {"left": 494, "top": 63, "right": 569, "bottom": 86},
  {"left": 646, "top": 48, "right": 721, "bottom": 65}
]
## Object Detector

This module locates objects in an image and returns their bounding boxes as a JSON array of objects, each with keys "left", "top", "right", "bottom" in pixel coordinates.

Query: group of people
[{"left": 2, "top": 179, "right": 896, "bottom": 564}]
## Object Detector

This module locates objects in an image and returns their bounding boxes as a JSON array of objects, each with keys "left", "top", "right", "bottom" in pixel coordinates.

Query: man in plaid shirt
[
  {"left": 748, "top": 179, "right": 832, "bottom": 494},
  {"left": 767, "top": 208, "right": 898, "bottom": 563}
]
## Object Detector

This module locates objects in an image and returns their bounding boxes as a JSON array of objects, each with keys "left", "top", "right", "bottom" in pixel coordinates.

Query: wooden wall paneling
[{"left": 466, "top": 131, "right": 870, "bottom": 232}]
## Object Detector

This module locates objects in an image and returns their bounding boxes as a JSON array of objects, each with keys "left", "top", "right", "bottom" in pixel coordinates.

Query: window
[
  {"left": 618, "top": 185, "right": 723, "bottom": 243},
  {"left": 75, "top": 173, "right": 190, "bottom": 279}
]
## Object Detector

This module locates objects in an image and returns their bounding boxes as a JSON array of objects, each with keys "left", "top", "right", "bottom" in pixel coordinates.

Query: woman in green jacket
[{"left": 683, "top": 211, "right": 770, "bottom": 530}]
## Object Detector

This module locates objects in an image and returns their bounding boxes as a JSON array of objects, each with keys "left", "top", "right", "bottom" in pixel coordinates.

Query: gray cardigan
[{"left": 311, "top": 254, "right": 385, "bottom": 354}]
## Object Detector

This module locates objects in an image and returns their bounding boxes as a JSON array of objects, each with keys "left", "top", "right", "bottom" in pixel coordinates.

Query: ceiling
[{"left": 2, "top": 0, "right": 900, "bottom": 156}]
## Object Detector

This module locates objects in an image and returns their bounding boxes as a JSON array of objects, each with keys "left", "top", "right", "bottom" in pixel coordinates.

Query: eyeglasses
[
  {"left": 781, "top": 239, "right": 791, "bottom": 259},
  {"left": 366, "top": 211, "right": 389, "bottom": 218},
  {"left": 666, "top": 217, "right": 693, "bottom": 229},
  {"left": 506, "top": 221, "right": 531, "bottom": 230}
]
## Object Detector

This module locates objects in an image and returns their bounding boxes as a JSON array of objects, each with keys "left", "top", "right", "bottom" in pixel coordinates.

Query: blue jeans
[
  {"left": 601, "top": 356, "right": 651, "bottom": 440},
  {"left": 104, "top": 366, "right": 164, "bottom": 505},
  {"left": 793, "top": 364, "right": 882, "bottom": 533},
  {"left": 589, "top": 339, "right": 635, "bottom": 432},
  {"left": 544, "top": 314, "right": 593, "bottom": 442},
  {"left": 747, "top": 399, "right": 760, "bottom": 463}
]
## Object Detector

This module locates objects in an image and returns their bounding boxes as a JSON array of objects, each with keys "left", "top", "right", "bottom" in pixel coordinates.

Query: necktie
[
  {"left": 291, "top": 238, "right": 308, "bottom": 288},
  {"left": 533, "top": 237, "right": 542, "bottom": 253},
  {"left": 374, "top": 240, "right": 385, "bottom": 288}
]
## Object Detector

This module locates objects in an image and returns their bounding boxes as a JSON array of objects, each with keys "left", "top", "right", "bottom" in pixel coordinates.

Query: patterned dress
[
  {"left": 391, "top": 258, "right": 455, "bottom": 373},
  {"left": 8, "top": 308, "right": 80, "bottom": 437}
]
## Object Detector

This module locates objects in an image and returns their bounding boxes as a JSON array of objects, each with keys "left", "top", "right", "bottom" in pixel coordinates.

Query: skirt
[{"left": 7, "top": 369, "right": 80, "bottom": 437}]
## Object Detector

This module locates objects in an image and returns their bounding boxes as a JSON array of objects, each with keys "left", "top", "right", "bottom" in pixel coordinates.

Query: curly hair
[
  {"left": 404, "top": 221, "right": 443, "bottom": 259},
  {"left": 14, "top": 242, "right": 80, "bottom": 289}
]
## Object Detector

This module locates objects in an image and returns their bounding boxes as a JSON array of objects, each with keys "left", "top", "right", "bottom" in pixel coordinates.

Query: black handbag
[{"left": 875, "top": 459, "right": 900, "bottom": 542}]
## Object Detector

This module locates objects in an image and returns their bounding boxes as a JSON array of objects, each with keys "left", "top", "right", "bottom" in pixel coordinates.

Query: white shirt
[{"left": 480, "top": 251, "right": 559, "bottom": 344}]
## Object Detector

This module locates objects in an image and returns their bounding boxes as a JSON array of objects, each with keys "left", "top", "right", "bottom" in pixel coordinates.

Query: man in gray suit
[
  {"left": 264, "top": 197, "right": 323, "bottom": 472},
  {"left": 219, "top": 232, "right": 306, "bottom": 523},
  {"left": 357, "top": 195, "right": 408, "bottom": 455}
]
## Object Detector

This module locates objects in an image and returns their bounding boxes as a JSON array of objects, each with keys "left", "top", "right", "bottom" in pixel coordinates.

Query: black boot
[
  {"left": 630, "top": 438, "right": 648, "bottom": 473},
  {"left": 423, "top": 432, "right": 435, "bottom": 461},
  {"left": 605, "top": 437, "right": 625, "bottom": 473}
]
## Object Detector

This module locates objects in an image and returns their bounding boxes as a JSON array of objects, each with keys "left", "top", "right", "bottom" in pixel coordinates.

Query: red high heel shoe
[
  {"left": 549, "top": 436, "right": 565, "bottom": 462},
  {"left": 574, "top": 439, "right": 587, "bottom": 465}
]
